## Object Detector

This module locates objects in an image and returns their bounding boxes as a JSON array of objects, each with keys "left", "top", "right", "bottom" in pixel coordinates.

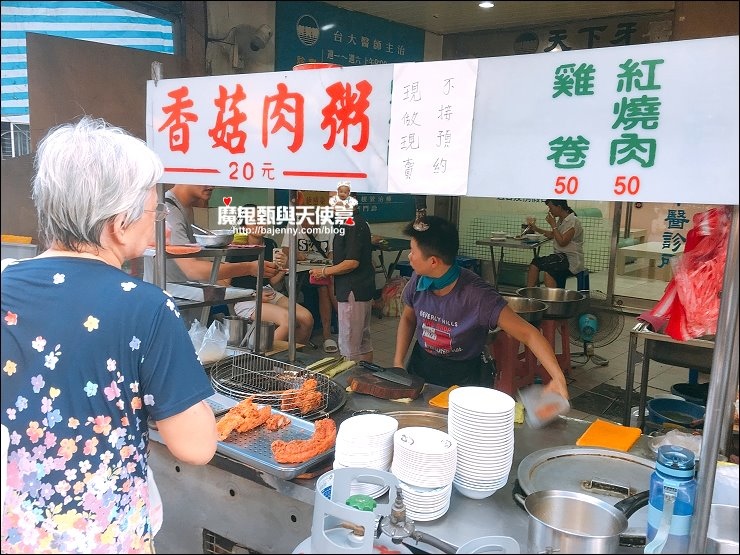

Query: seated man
[
  {"left": 229, "top": 205, "right": 314, "bottom": 345},
  {"left": 150, "top": 184, "right": 279, "bottom": 325}
]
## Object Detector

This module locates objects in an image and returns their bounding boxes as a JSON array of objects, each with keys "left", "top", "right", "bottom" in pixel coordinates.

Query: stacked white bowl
[
  {"left": 333, "top": 413, "right": 398, "bottom": 498},
  {"left": 391, "top": 426, "right": 457, "bottom": 521},
  {"left": 447, "top": 386, "right": 515, "bottom": 499}
]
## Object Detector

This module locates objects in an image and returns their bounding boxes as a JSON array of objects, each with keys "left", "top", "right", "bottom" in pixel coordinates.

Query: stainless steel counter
[{"left": 149, "top": 367, "right": 654, "bottom": 554}]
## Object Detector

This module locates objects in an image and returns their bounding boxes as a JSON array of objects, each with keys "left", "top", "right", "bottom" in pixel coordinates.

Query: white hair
[{"left": 32, "top": 116, "right": 164, "bottom": 250}]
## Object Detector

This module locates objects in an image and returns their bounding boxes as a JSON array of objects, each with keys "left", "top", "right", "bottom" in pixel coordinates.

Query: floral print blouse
[{"left": 1, "top": 257, "right": 214, "bottom": 553}]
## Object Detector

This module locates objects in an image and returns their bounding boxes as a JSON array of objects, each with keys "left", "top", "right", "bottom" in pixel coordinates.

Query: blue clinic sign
[{"left": 275, "top": 0, "right": 425, "bottom": 70}]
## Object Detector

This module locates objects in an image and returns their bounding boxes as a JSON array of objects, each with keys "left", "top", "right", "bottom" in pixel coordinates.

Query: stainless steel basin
[
  {"left": 516, "top": 287, "right": 585, "bottom": 319},
  {"left": 504, "top": 296, "right": 548, "bottom": 326}
]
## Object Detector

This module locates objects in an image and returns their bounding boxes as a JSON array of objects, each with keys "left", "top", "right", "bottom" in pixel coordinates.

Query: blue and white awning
[{"left": 1, "top": 1, "right": 174, "bottom": 123}]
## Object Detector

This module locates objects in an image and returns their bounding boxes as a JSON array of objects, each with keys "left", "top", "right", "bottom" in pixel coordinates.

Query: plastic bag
[
  {"left": 188, "top": 319, "right": 227, "bottom": 364},
  {"left": 197, "top": 320, "right": 228, "bottom": 364},
  {"left": 648, "top": 206, "right": 731, "bottom": 340},
  {"left": 188, "top": 319, "right": 207, "bottom": 353}
]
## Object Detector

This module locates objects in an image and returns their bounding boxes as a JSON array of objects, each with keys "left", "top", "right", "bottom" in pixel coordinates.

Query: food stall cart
[
  {"left": 149, "top": 365, "right": 658, "bottom": 554},
  {"left": 145, "top": 35, "right": 739, "bottom": 553}
]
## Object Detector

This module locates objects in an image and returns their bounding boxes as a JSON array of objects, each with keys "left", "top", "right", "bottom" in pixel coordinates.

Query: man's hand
[
  {"left": 273, "top": 250, "right": 286, "bottom": 270},
  {"left": 250, "top": 260, "right": 279, "bottom": 278}
]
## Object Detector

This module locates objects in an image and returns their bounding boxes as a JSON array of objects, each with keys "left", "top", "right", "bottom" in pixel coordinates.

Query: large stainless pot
[
  {"left": 520, "top": 489, "right": 647, "bottom": 554},
  {"left": 516, "top": 287, "right": 585, "bottom": 319},
  {"left": 504, "top": 296, "right": 548, "bottom": 326}
]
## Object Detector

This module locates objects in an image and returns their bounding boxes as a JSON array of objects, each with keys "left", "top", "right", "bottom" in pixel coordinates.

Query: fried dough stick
[{"left": 270, "top": 418, "right": 336, "bottom": 464}]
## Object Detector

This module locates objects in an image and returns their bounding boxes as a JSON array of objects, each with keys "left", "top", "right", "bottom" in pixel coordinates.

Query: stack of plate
[
  {"left": 333, "top": 413, "right": 398, "bottom": 498},
  {"left": 448, "top": 387, "right": 515, "bottom": 500},
  {"left": 391, "top": 426, "right": 457, "bottom": 521}
]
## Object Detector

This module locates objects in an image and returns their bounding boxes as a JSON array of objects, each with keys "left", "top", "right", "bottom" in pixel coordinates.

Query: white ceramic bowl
[
  {"left": 491, "top": 231, "right": 506, "bottom": 240},
  {"left": 193, "top": 229, "right": 234, "bottom": 247},
  {"left": 523, "top": 233, "right": 542, "bottom": 241}
]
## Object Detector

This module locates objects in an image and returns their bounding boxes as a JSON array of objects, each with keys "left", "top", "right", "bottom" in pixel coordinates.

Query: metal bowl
[
  {"left": 504, "top": 296, "right": 548, "bottom": 326},
  {"left": 516, "top": 287, "right": 585, "bottom": 319},
  {"left": 193, "top": 229, "right": 234, "bottom": 247}
]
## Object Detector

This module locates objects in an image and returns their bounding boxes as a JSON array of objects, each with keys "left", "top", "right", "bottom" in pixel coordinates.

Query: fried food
[
  {"left": 216, "top": 397, "right": 255, "bottom": 440},
  {"left": 216, "top": 397, "right": 273, "bottom": 440},
  {"left": 280, "top": 377, "right": 324, "bottom": 414},
  {"left": 236, "top": 404, "right": 272, "bottom": 433},
  {"left": 270, "top": 418, "right": 337, "bottom": 464},
  {"left": 265, "top": 413, "right": 291, "bottom": 432}
]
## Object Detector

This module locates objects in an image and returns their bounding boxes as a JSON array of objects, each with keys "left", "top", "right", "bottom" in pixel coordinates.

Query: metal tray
[
  {"left": 384, "top": 410, "right": 448, "bottom": 432},
  {"left": 215, "top": 408, "right": 334, "bottom": 480}
]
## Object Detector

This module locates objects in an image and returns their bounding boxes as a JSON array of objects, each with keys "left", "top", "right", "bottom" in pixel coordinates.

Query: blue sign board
[
  {"left": 274, "top": 0, "right": 424, "bottom": 223},
  {"left": 275, "top": 0, "right": 425, "bottom": 70}
]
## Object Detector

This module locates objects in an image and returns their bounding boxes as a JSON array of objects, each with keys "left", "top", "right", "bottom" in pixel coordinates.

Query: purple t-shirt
[{"left": 402, "top": 268, "right": 507, "bottom": 361}]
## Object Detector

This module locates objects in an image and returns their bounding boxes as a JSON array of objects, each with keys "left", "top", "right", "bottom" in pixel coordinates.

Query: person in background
[
  {"left": 145, "top": 184, "right": 280, "bottom": 326},
  {"left": 229, "top": 205, "right": 314, "bottom": 345},
  {"left": 393, "top": 215, "right": 569, "bottom": 399},
  {"left": 282, "top": 190, "right": 339, "bottom": 353},
  {"left": 310, "top": 191, "right": 375, "bottom": 362},
  {"left": 526, "top": 199, "right": 584, "bottom": 288},
  {"left": 1, "top": 117, "right": 218, "bottom": 553},
  {"left": 161, "top": 184, "right": 279, "bottom": 285}
]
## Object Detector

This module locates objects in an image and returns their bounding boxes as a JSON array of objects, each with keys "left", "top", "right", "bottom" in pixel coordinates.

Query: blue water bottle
[{"left": 646, "top": 445, "right": 696, "bottom": 553}]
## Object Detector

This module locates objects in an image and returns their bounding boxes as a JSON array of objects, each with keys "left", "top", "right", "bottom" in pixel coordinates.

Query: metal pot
[
  {"left": 245, "top": 319, "right": 275, "bottom": 352},
  {"left": 504, "top": 296, "right": 548, "bottom": 326},
  {"left": 220, "top": 316, "right": 249, "bottom": 347},
  {"left": 516, "top": 287, "right": 585, "bottom": 319},
  {"left": 706, "top": 504, "right": 739, "bottom": 553},
  {"left": 517, "top": 489, "right": 648, "bottom": 554}
]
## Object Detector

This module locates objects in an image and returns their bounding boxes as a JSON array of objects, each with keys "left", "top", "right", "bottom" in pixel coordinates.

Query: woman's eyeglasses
[{"left": 145, "top": 203, "right": 170, "bottom": 222}]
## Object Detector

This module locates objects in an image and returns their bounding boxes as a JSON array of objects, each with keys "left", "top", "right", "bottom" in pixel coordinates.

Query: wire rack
[{"left": 209, "top": 351, "right": 346, "bottom": 421}]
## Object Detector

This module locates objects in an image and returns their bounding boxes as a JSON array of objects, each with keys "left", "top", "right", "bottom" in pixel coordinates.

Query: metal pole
[
  {"left": 688, "top": 205, "right": 739, "bottom": 553},
  {"left": 154, "top": 182, "right": 167, "bottom": 289},
  {"left": 287, "top": 190, "right": 297, "bottom": 362}
]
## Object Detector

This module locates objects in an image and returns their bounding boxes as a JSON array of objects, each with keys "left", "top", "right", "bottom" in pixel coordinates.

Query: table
[
  {"left": 623, "top": 322, "right": 715, "bottom": 429},
  {"left": 621, "top": 228, "right": 647, "bottom": 243},
  {"left": 616, "top": 241, "right": 684, "bottom": 281},
  {"left": 372, "top": 236, "right": 411, "bottom": 285},
  {"left": 476, "top": 236, "right": 550, "bottom": 289}
]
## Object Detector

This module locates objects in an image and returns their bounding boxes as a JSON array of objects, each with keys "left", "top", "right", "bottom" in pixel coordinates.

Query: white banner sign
[
  {"left": 146, "top": 65, "right": 393, "bottom": 192},
  {"left": 468, "top": 35, "right": 739, "bottom": 204},
  {"left": 387, "top": 59, "right": 478, "bottom": 195},
  {"left": 146, "top": 36, "right": 738, "bottom": 204}
]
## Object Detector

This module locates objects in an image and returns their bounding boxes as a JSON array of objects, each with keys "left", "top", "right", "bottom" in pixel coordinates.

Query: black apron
[{"left": 407, "top": 343, "right": 495, "bottom": 388}]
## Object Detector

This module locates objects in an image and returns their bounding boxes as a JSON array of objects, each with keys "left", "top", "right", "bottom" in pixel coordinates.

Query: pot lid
[{"left": 517, "top": 446, "right": 654, "bottom": 538}]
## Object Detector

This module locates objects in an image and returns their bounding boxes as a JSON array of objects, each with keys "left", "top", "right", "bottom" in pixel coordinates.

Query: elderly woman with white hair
[{"left": 0, "top": 117, "right": 218, "bottom": 553}]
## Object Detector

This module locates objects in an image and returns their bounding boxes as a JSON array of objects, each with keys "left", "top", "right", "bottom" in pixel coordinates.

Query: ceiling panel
[{"left": 322, "top": 1, "right": 675, "bottom": 35}]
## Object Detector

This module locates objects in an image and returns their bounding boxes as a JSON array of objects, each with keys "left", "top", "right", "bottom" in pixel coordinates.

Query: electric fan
[{"left": 568, "top": 290, "right": 625, "bottom": 367}]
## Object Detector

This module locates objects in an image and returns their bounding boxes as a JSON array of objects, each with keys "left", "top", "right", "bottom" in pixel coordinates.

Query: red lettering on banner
[
  {"left": 263, "top": 83, "right": 305, "bottom": 153},
  {"left": 209, "top": 84, "right": 248, "bottom": 154},
  {"left": 158, "top": 86, "right": 198, "bottom": 154},
  {"left": 321, "top": 80, "right": 372, "bottom": 152}
]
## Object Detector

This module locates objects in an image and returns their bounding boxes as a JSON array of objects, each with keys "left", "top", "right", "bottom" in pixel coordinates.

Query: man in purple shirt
[{"left": 393, "top": 215, "right": 569, "bottom": 398}]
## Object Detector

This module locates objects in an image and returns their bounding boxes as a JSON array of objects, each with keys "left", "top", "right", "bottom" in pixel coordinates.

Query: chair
[{"left": 555, "top": 268, "right": 590, "bottom": 291}]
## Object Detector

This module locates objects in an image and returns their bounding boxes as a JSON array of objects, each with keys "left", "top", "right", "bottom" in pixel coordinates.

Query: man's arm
[
  {"left": 497, "top": 306, "right": 569, "bottom": 399},
  {"left": 174, "top": 258, "right": 278, "bottom": 282},
  {"left": 393, "top": 305, "right": 417, "bottom": 368}
]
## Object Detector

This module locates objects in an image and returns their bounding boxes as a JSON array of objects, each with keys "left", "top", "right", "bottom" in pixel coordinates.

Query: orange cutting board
[
  {"left": 576, "top": 419, "right": 642, "bottom": 451},
  {"left": 347, "top": 369, "right": 425, "bottom": 400}
]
